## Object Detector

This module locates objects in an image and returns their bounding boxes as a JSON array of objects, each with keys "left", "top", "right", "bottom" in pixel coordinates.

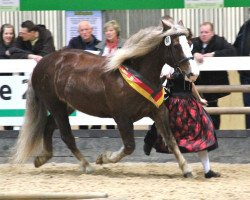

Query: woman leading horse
[{"left": 12, "top": 18, "right": 199, "bottom": 177}]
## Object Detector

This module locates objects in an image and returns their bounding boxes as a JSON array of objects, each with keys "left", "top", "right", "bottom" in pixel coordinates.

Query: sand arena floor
[{"left": 0, "top": 162, "right": 250, "bottom": 200}]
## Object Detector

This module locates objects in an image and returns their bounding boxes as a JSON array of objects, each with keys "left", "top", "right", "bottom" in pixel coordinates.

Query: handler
[{"left": 143, "top": 64, "right": 221, "bottom": 179}]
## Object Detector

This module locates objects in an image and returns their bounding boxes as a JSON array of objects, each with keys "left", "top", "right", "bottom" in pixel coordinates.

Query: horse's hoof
[
  {"left": 183, "top": 172, "right": 193, "bottom": 178},
  {"left": 96, "top": 152, "right": 112, "bottom": 164},
  {"left": 81, "top": 164, "right": 94, "bottom": 174},
  {"left": 96, "top": 155, "right": 103, "bottom": 165},
  {"left": 34, "top": 157, "right": 43, "bottom": 168}
]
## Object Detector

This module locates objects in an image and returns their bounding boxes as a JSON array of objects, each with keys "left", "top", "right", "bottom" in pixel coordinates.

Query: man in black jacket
[
  {"left": 10, "top": 20, "right": 55, "bottom": 62},
  {"left": 67, "top": 20, "right": 101, "bottom": 130},
  {"left": 234, "top": 19, "right": 250, "bottom": 129},
  {"left": 192, "top": 22, "right": 236, "bottom": 129},
  {"left": 67, "top": 20, "right": 100, "bottom": 52}
]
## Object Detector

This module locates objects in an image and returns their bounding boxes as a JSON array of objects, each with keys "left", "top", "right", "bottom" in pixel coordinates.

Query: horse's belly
[{"left": 63, "top": 92, "right": 111, "bottom": 118}]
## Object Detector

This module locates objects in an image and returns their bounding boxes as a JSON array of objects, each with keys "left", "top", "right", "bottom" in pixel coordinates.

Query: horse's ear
[
  {"left": 161, "top": 20, "right": 171, "bottom": 32},
  {"left": 178, "top": 20, "right": 184, "bottom": 26}
]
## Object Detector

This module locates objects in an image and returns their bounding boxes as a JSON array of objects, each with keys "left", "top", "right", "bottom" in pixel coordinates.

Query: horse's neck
[{"left": 130, "top": 52, "right": 165, "bottom": 86}]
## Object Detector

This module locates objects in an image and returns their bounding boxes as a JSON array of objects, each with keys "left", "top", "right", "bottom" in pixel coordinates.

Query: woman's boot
[{"left": 143, "top": 123, "right": 158, "bottom": 155}]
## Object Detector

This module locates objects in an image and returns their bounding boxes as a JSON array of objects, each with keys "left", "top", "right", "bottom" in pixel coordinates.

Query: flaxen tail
[{"left": 11, "top": 82, "right": 47, "bottom": 163}]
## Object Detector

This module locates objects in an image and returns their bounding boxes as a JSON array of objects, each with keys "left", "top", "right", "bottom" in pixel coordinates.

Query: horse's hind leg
[
  {"left": 153, "top": 108, "right": 192, "bottom": 178},
  {"left": 34, "top": 115, "right": 56, "bottom": 167},
  {"left": 35, "top": 106, "right": 74, "bottom": 167},
  {"left": 50, "top": 103, "right": 93, "bottom": 173},
  {"left": 96, "top": 118, "right": 134, "bottom": 164}
]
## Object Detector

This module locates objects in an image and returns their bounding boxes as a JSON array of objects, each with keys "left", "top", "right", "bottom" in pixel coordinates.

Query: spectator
[
  {"left": 93, "top": 20, "right": 125, "bottom": 130},
  {"left": 67, "top": 20, "right": 101, "bottom": 130},
  {"left": 0, "top": 24, "right": 15, "bottom": 60},
  {"left": 192, "top": 22, "right": 236, "bottom": 129},
  {"left": 0, "top": 24, "right": 16, "bottom": 130},
  {"left": 9, "top": 20, "right": 55, "bottom": 62},
  {"left": 95, "top": 20, "right": 125, "bottom": 56},
  {"left": 67, "top": 20, "right": 100, "bottom": 52},
  {"left": 233, "top": 19, "right": 250, "bottom": 129},
  {"left": 143, "top": 65, "right": 220, "bottom": 178}
]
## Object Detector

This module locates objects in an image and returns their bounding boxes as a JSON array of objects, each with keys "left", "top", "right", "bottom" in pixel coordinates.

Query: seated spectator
[{"left": 9, "top": 20, "right": 55, "bottom": 62}]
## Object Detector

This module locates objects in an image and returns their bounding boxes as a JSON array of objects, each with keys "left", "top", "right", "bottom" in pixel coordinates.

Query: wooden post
[{"left": 0, "top": 192, "right": 108, "bottom": 199}]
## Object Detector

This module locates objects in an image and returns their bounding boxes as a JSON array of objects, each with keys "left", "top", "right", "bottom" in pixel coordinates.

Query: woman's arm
[{"left": 192, "top": 82, "right": 208, "bottom": 106}]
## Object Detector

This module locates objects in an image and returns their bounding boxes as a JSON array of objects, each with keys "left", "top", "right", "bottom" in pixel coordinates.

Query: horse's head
[{"left": 161, "top": 19, "right": 199, "bottom": 82}]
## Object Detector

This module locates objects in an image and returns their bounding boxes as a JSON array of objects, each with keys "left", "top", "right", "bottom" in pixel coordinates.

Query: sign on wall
[
  {"left": 0, "top": 0, "right": 19, "bottom": 10},
  {"left": 185, "top": 0, "right": 224, "bottom": 8},
  {"left": 65, "top": 11, "right": 102, "bottom": 45}
]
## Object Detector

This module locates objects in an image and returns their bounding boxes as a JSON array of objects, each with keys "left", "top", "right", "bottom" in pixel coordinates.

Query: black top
[
  {"left": 192, "top": 35, "right": 236, "bottom": 101},
  {"left": 0, "top": 42, "right": 11, "bottom": 59},
  {"left": 9, "top": 26, "right": 55, "bottom": 59},
  {"left": 167, "top": 72, "right": 192, "bottom": 95},
  {"left": 233, "top": 19, "right": 250, "bottom": 77}
]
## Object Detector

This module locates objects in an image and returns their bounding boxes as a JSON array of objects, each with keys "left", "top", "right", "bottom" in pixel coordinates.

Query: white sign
[
  {"left": 0, "top": 0, "right": 19, "bottom": 10},
  {"left": 0, "top": 76, "right": 28, "bottom": 109},
  {"left": 65, "top": 11, "right": 102, "bottom": 45},
  {"left": 185, "top": 0, "right": 224, "bottom": 8}
]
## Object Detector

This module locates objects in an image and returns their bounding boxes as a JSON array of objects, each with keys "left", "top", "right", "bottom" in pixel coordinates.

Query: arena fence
[
  {"left": 197, "top": 85, "right": 250, "bottom": 114},
  {"left": 0, "top": 57, "right": 249, "bottom": 125}
]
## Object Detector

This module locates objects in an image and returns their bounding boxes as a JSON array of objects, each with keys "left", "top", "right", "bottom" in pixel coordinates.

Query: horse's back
[{"left": 31, "top": 49, "right": 112, "bottom": 114}]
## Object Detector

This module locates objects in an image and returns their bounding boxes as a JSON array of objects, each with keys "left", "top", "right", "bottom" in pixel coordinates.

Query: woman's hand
[{"left": 199, "top": 98, "right": 208, "bottom": 106}]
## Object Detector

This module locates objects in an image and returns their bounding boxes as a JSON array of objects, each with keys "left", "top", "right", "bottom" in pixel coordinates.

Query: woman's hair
[
  {"left": 104, "top": 20, "right": 121, "bottom": 36},
  {"left": 0, "top": 23, "right": 15, "bottom": 45}
]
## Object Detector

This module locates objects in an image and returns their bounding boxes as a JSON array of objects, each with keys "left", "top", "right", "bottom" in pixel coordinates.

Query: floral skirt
[{"left": 154, "top": 95, "right": 218, "bottom": 153}]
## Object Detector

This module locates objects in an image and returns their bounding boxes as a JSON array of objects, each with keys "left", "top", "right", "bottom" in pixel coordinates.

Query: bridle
[{"left": 165, "top": 34, "right": 194, "bottom": 78}]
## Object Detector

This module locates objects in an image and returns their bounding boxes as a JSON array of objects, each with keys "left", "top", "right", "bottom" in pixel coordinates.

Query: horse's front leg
[
  {"left": 96, "top": 119, "right": 134, "bottom": 164},
  {"left": 154, "top": 107, "right": 193, "bottom": 178}
]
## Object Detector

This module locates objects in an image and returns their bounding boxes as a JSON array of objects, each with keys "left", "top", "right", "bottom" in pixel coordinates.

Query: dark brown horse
[{"left": 12, "top": 19, "right": 199, "bottom": 177}]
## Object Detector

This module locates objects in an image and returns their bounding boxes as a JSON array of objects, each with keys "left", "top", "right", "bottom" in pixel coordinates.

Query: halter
[
  {"left": 167, "top": 34, "right": 194, "bottom": 69},
  {"left": 175, "top": 66, "right": 194, "bottom": 80}
]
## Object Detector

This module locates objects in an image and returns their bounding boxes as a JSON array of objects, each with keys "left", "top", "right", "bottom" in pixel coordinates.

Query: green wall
[{"left": 20, "top": 0, "right": 249, "bottom": 11}]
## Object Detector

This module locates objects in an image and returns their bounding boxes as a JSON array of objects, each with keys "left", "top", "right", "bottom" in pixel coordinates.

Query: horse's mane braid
[{"left": 105, "top": 21, "right": 188, "bottom": 72}]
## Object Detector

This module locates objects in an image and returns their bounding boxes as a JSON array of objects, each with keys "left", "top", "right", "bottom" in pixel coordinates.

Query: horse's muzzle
[{"left": 187, "top": 73, "right": 198, "bottom": 82}]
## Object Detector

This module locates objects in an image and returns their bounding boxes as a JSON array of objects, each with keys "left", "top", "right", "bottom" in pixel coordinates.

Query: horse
[{"left": 12, "top": 18, "right": 199, "bottom": 177}]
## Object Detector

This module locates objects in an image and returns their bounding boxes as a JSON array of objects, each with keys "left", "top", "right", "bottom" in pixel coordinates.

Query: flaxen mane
[{"left": 105, "top": 21, "right": 188, "bottom": 71}]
